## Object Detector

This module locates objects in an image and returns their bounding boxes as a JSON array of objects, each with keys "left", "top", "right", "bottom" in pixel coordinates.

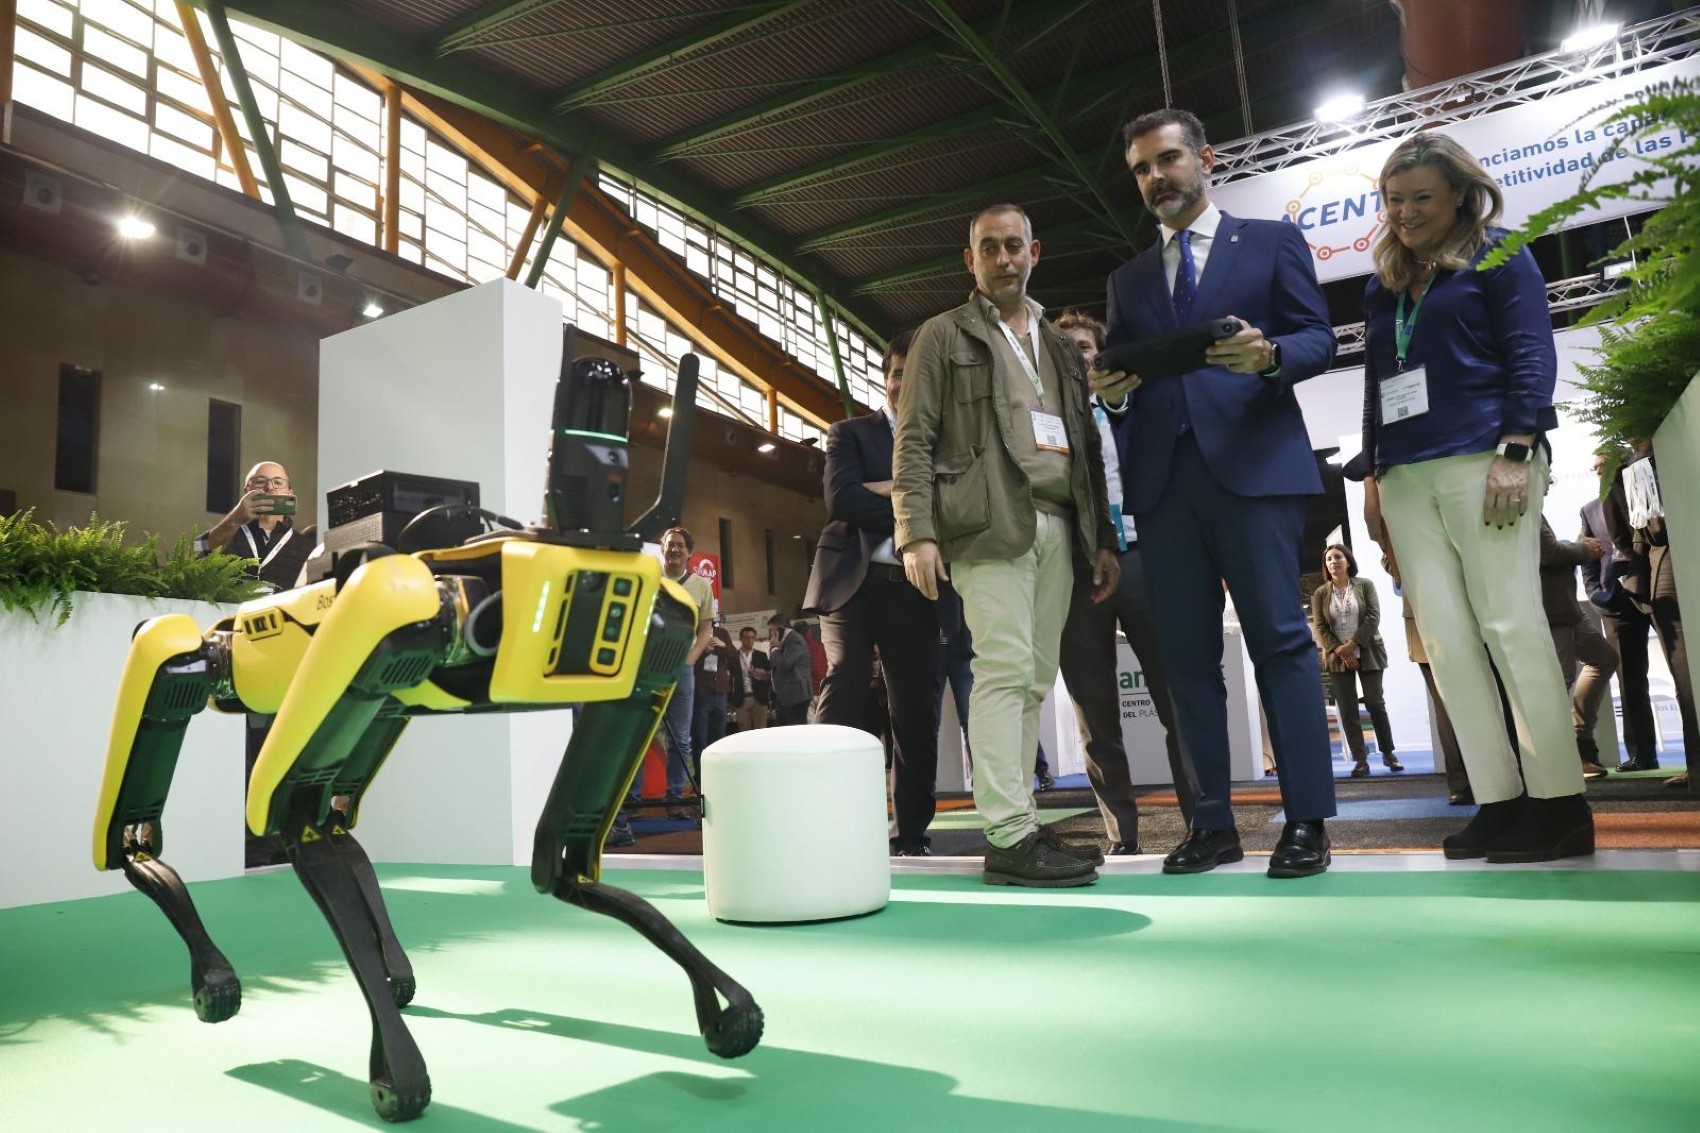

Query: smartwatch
[
  {"left": 1259, "top": 340, "right": 1282, "bottom": 378},
  {"left": 1496, "top": 441, "right": 1535, "bottom": 463}
]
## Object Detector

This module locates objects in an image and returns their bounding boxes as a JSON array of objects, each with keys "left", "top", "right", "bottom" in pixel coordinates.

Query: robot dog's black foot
[
  {"left": 701, "top": 992, "right": 764, "bottom": 1059},
  {"left": 192, "top": 964, "right": 243, "bottom": 1023},
  {"left": 370, "top": 1073, "right": 432, "bottom": 1124}
]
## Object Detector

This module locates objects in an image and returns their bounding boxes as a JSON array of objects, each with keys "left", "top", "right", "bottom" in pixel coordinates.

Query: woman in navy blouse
[{"left": 1351, "top": 132, "right": 1591, "bottom": 864}]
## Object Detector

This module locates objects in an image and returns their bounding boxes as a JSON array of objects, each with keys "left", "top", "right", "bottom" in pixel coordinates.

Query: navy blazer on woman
[{"left": 1105, "top": 214, "right": 1336, "bottom": 510}]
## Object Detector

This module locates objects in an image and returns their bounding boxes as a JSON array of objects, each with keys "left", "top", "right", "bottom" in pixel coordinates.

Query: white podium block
[{"left": 701, "top": 725, "right": 890, "bottom": 923}]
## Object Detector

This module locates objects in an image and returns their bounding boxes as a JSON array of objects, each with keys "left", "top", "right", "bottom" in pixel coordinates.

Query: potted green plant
[
  {"left": 0, "top": 509, "right": 264, "bottom": 625},
  {"left": 1483, "top": 76, "right": 1699, "bottom": 450}
]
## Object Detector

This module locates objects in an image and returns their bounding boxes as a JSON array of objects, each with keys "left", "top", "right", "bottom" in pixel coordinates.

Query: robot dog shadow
[{"left": 353, "top": 1006, "right": 1247, "bottom": 1133}]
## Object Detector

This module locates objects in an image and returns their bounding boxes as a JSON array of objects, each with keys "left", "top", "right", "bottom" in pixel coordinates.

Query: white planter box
[
  {"left": 1652, "top": 370, "right": 1700, "bottom": 706},
  {"left": 0, "top": 591, "right": 245, "bottom": 909}
]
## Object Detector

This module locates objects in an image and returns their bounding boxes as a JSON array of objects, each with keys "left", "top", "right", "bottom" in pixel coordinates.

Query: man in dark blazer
[
  {"left": 1094, "top": 108, "right": 1338, "bottom": 878},
  {"left": 804, "top": 332, "right": 958, "bottom": 854}
]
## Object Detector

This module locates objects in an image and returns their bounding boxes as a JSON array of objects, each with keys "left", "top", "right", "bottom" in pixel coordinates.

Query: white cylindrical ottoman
[{"left": 700, "top": 724, "right": 890, "bottom": 923}]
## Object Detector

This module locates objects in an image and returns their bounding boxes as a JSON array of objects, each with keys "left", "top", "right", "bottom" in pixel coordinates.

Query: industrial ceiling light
[
  {"left": 117, "top": 215, "right": 156, "bottom": 239},
  {"left": 657, "top": 405, "right": 674, "bottom": 418},
  {"left": 1561, "top": 24, "right": 1619, "bottom": 53},
  {"left": 361, "top": 300, "right": 385, "bottom": 319},
  {"left": 146, "top": 381, "right": 165, "bottom": 391},
  {"left": 756, "top": 441, "right": 776, "bottom": 453},
  {"left": 1314, "top": 93, "right": 1366, "bottom": 124}
]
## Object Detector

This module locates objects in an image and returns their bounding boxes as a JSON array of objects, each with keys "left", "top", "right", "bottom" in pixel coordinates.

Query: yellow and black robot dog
[{"left": 90, "top": 341, "right": 760, "bottom": 1122}]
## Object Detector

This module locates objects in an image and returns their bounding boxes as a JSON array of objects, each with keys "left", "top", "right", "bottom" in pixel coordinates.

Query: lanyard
[
  {"left": 242, "top": 523, "right": 294, "bottom": 571},
  {"left": 993, "top": 315, "right": 1044, "bottom": 396},
  {"left": 1393, "top": 273, "right": 1436, "bottom": 370}
]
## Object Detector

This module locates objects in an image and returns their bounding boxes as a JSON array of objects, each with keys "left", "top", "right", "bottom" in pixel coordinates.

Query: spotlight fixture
[
  {"left": 117, "top": 215, "right": 156, "bottom": 240},
  {"left": 658, "top": 406, "right": 675, "bottom": 418},
  {"left": 1561, "top": 23, "right": 1619, "bottom": 53},
  {"left": 801, "top": 436, "right": 820, "bottom": 448},
  {"left": 1314, "top": 93, "right": 1365, "bottom": 124},
  {"left": 146, "top": 381, "right": 166, "bottom": 392},
  {"left": 756, "top": 442, "right": 776, "bottom": 454},
  {"left": 361, "top": 300, "right": 385, "bottom": 319}
]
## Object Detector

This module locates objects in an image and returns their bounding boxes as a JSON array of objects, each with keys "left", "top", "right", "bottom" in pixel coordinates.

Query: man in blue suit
[
  {"left": 1094, "top": 108, "right": 1338, "bottom": 877},
  {"left": 804, "top": 331, "right": 959, "bottom": 855}
]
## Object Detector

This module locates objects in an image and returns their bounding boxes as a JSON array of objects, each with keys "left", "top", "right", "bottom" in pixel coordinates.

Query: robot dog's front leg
[
  {"left": 532, "top": 585, "right": 763, "bottom": 1060},
  {"left": 91, "top": 615, "right": 241, "bottom": 1023}
]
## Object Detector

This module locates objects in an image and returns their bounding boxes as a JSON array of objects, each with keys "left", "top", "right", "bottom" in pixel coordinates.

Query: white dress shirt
[{"left": 1159, "top": 201, "right": 1223, "bottom": 296}]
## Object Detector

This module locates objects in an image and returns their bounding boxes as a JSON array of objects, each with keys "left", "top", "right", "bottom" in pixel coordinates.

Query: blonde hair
[{"left": 1372, "top": 131, "right": 1503, "bottom": 292}]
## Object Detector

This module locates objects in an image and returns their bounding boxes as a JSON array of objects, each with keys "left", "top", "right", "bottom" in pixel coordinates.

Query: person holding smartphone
[{"left": 196, "top": 460, "right": 314, "bottom": 591}]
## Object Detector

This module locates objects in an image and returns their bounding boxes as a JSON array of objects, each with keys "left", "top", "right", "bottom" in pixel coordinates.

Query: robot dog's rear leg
[
  {"left": 120, "top": 851, "right": 242, "bottom": 1023},
  {"left": 534, "top": 695, "right": 763, "bottom": 1059},
  {"left": 91, "top": 614, "right": 241, "bottom": 1022},
  {"left": 285, "top": 816, "right": 431, "bottom": 1123},
  {"left": 557, "top": 877, "right": 764, "bottom": 1058}
]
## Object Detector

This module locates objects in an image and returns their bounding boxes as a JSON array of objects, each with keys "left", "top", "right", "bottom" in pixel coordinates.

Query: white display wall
[{"left": 318, "top": 278, "right": 576, "bottom": 867}]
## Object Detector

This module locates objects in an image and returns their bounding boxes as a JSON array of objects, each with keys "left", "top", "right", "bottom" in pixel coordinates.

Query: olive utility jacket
[{"left": 891, "top": 292, "right": 1115, "bottom": 566}]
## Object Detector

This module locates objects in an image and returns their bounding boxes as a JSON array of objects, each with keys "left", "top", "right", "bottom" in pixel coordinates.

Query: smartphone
[{"left": 259, "top": 493, "right": 297, "bottom": 515}]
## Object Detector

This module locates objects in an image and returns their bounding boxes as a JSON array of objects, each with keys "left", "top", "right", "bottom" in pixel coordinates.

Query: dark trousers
[
  {"left": 814, "top": 569, "right": 942, "bottom": 849},
  {"left": 937, "top": 646, "right": 974, "bottom": 761},
  {"left": 1328, "top": 668, "right": 1394, "bottom": 762},
  {"left": 1649, "top": 550, "right": 1697, "bottom": 776},
  {"left": 1058, "top": 544, "right": 1195, "bottom": 838},
  {"left": 1137, "top": 436, "right": 1335, "bottom": 829},
  {"left": 1420, "top": 663, "right": 1469, "bottom": 796},
  {"left": 692, "top": 689, "right": 729, "bottom": 767},
  {"left": 1603, "top": 606, "right": 1658, "bottom": 763}
]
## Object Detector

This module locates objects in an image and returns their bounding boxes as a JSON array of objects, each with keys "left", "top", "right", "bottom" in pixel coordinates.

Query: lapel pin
[{"left": 1230, "top": 234, "right": 1240, "bottom": 243}]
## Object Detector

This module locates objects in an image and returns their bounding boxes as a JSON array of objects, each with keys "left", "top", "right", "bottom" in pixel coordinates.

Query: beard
[{"left": 1146, "top": 178, "right": 1202, "bottom": 221}]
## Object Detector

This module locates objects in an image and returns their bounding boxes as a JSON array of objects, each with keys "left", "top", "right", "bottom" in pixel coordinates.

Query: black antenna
[{"left": 628, "top": 353, "right": 698, "bottom": 541}]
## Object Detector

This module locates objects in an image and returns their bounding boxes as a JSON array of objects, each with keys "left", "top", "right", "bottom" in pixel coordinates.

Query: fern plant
[
  {"left": 0, "top": 510, "right": 265, "bottom": 625},
  {"left": 1482, "top": 77, "right": 1700, "bottom": 450}
]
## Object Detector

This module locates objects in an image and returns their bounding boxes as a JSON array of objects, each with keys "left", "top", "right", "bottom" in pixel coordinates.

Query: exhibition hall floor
[{"left": 5, "top": 858, "right": 1700, "bottom": 1132}]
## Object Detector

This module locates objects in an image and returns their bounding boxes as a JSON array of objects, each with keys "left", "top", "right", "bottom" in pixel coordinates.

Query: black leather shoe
[
  {"left": 1349, "top": 760, "right": 1370, "bottom": 778},
  {"left": 1108, "top": 841, "right": 1141, "bottom": 856},
  {"left": 1618, "top": 757, "right": 1660, "bottom": 772},
  {"left": 1267, "top": 820, "right": 1331, "bottom": 878},
  {"left": 983, "top": 831, "right": 1098, "bottom": 887},
  {"left": 1383, "top": 753, "right": 1404, "bottom": 773},
  {"left": 1162, "top": 827, "right": 1243, "bottom": 874},
  {"left": 1035, "top": 771, "right": 1055, "bottom": 792},
  {"left": 1448, "top": 789, "right": 1475, "bottom": 806},
  {"left": 892, "top": 844, "right": 932, "bottom": 857}
]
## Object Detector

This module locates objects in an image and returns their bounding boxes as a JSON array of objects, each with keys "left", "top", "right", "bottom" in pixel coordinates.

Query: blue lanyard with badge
[
  {"left": 995, "top": 316, "right": 1070, "bottom": 454},
  {"left": 1381, "top": 275, "right": 1434, "bottom": 424}
]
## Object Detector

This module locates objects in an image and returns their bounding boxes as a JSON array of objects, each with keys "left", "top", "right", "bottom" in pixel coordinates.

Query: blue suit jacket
[
  {"left": 802, "top": 409, "right": 961, "bottom": 632},
  {"left": 1105, "top": 214, "right": 1335, "bottom": 511}
]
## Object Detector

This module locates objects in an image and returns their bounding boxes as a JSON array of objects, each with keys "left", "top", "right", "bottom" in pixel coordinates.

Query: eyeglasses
[{"left": 247, "top": 476, "right": 291, "bottom": 490}]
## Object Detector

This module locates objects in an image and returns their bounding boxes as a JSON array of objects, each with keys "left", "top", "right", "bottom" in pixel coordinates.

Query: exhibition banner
[
  {"left": 1210, "top": 56, "right": 1700, "bottom": 283},
  {"left": 688, "top": 551, "right": 722, "bottom": 617}
]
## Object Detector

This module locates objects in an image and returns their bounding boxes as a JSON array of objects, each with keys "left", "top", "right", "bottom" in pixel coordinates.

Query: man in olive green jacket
[{"left": 892, "top": 203, "right": 1119, "bottom": 888}]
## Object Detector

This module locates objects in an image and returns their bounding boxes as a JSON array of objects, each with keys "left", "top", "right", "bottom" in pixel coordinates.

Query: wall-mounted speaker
[
  {"left": 23, "top": 171, "right": 62, "bottom": 214},
  {"left": 175, "top": 226, "right": 207, "bottom": 265}
]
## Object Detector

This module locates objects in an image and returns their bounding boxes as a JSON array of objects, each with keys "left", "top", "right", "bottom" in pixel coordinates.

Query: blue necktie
[{"left": 1172, "top": 228, "right": 1198, "bottom": 325}]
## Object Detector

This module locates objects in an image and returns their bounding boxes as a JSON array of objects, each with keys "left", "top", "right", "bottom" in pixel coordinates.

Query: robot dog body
[{"left": 89, "top": 354, "right": 760, "bottom": 1123}]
